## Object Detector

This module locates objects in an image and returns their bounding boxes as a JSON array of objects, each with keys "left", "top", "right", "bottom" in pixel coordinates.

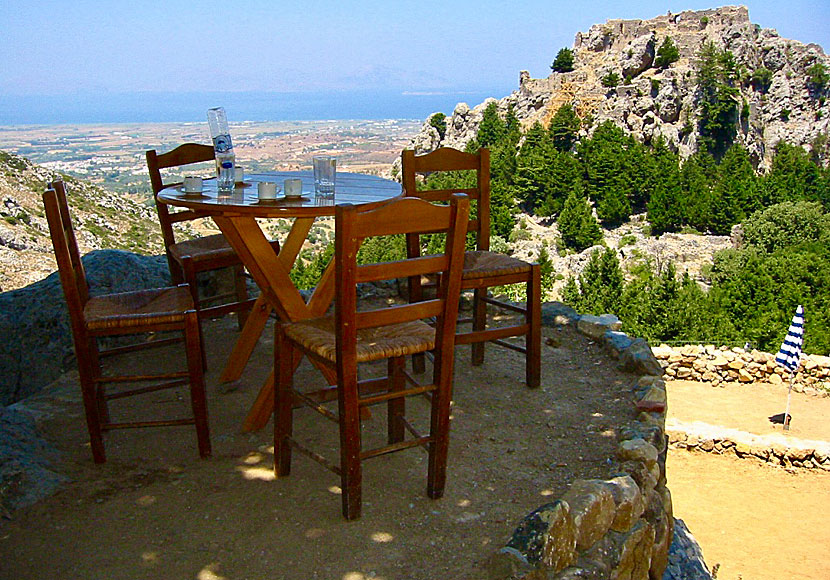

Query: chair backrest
[
  {"left": 43, "top": 180, "right": 91, "bottom": 344},
  {"left": 146, "top": 143, "right": 215, "bottom": 250},
  {"left": 401, "top": 147, "right": 491, "bottom": 252},
  {"left": 334, "top": 194, "right": 470, "bottom": 370}
]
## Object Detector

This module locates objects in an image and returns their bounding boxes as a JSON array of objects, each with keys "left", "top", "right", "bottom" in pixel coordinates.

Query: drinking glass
[{"left": 313, "top": 156, "right": 336, "bottom": 198}]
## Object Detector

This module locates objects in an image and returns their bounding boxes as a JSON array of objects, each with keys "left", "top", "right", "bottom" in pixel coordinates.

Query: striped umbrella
[{"left": 775, "top": 305, "right": 804, "bottom": 430}]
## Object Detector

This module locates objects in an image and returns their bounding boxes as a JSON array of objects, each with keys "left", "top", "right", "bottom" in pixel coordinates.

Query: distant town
[{"left": 0, "top": 119, "right": 421, "bottom": 198}]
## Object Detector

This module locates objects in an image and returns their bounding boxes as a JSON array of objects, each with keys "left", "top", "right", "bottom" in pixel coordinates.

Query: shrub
[
  {"left": 654, "top": 37, "right": 680, "bottom": 68},
  {"left": 751, "top": 66, "right": 773, "bottom": 92},
  {"left": 741, "top": 201, "right": 830, "bottom": 253},
  {"left": 650, "top": 78, "right": 661, "bottom": 94},
  {"left": 601, "top": 72, "right": 620, "bottom": 88},
  {"left": 807, "top": 62, "right": 829, "bottom": 92},
  {"left": 551, "top": 48, "right": 575, "bottom": 73},
  {"left": 428, "top": 112, "right": 447, "bottom": 140}
]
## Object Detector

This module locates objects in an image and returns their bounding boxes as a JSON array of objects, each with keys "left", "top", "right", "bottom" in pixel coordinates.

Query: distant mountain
[
  {"left": 409, "top": 6, "right": 829, "bottom": 168},
  {"left": 0, "top": 151, "right": 165, "bottom": 291}
]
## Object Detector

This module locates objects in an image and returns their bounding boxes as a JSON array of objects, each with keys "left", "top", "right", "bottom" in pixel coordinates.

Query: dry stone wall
[
  {"left": 652, "top": 344, "right": 830, "bottom": 395},
  {"left": 654, "top": 343, "right": 830, "bottom": 472},
  {"left": 489, "top": 305, "right": 677, "bottom": 580}
]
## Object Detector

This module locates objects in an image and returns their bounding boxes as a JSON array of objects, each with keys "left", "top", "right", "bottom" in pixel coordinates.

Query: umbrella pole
[{"left": 783, "top": 373, "right": 794, "bottom": 430}]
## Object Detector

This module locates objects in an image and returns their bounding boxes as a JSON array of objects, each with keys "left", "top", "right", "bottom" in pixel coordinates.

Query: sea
[{"left": 0, "top": 88, "right": 509, "bottom": 125}]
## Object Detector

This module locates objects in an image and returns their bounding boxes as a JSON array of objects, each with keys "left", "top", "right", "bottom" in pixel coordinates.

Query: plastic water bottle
[
  {"left": 217, "top": 160, "right": 235, "bottom": 192},
  {"left": 207, "top": 107, "right": 235, "bottom": 191}
]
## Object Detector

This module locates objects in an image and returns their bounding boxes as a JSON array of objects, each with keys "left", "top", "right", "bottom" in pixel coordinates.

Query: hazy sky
[{"left": 2, "top": 1, "right": 829, "bottom": 97}]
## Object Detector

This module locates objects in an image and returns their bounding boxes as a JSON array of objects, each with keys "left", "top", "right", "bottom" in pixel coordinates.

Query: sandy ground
[
  {"left": 3, "top": 311, "right": 829, "bottom": 580},
  {"left": 0, "top": 317, "right": 636, "bottom": 580},
  {"left": 666, "top": 380, "right": 830, "bottom": 580}
]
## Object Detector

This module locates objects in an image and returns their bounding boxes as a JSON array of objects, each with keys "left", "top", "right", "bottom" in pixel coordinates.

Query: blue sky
[{"left": 2, "top": 0, "right": 829, "bottom": 98}]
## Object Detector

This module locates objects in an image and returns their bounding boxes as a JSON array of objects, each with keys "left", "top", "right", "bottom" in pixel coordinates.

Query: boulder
[{"left": 0, "top": 250, "right": 170, "bottom": 406}]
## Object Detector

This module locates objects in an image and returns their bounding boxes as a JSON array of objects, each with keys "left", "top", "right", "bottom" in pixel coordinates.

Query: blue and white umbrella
[
  {"left": 775, "top": 305, "right": 804, "bottom": 430},
  {"left": 775, "top": 305, "right": 804, "bottom": 373}
]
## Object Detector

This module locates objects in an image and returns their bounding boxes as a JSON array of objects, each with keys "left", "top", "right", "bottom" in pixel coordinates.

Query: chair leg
[
  {"left": 274, "top": 326, "right": 294, "bottom": 477},
  {"left": 87, "top": 338, "right": 110, "bottom": 425},
  {"left": 426, "top": 370, "right": 453, "bottom": 500},
  {"left": 77, "top": 351, "right": 106, "bottom": 464},
  {"left": 526, "top": 266, "right": 542, "bottom": 389},
  {"left": 184, "top": 311, "right": 211, "bottom": 459},
  {"left": 471, "top": 288, "right": 487, "bottom": 366},
  {"left": 409, "top": 274, "right": 427, "bottom": 374},
  {"left": 387, "top": 357, "right": 406, "bottom": 444},
  {"left": 411, "top": 352, "right": 426, "bottom": 374},
  {"left": 232, "top": 264, "right": 250, "bottom": 330},
  {"left": 167, "top": 255, "right": 186, "bottom": 286},
  {"left": 181, "top": 259, "right": 201, "bottom": 313},
  {"left": 339, "top": 372, "right": 363, "bottom": 520}
]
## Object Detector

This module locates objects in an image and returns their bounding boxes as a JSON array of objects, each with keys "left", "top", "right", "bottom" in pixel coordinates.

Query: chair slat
[
  {"left": 356, "top": 255, "right": 447, "bottom": 283},
  {"left": 355, "top": 300, "right": 443, "bottom": 329}
]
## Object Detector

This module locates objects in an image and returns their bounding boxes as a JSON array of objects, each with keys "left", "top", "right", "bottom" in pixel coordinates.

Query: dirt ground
[
  {"left": 0, "top": 318, "right": 637, "bottom": 580},
  {"left": 666, "top": 380, "right": 830, "bottom": 580}
]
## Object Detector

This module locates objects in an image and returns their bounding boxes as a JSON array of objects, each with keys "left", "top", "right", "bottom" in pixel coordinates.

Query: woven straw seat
[
  {"left": 462, "top": 250, "right": 533, "bottom": 279},
  {"left": 147, "top": 144, "right": 279, "bottom": 333},
  {"left": 85, "top": 286, "right": 195, "bottom": 331},
  {"left": 274, "top": 195, "right": 469, "bottom": 520},
  {"left": 44, "top": 180, "right": 211, "bottom": 464},
  {"left": 403, "top": 147, "right": 541, "bottom": 388},
  {"left": 284, "top": 316, "right": 435, "bottom": 363},
  {"left": 168, "top": 233, "right": 236, "bottom": 263}
]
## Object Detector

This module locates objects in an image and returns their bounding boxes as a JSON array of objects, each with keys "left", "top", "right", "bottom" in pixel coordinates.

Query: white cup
[
  {"left": 234, "top": 166, "right": 245, "bottom": 184},
  {"left": 183, "top": 176, "right": 202, "bottom": 193},
  {"left": 284, "top": 178, "right": 303, "bottom": 198},
  {"left": 257, "top": 181, "right": 277, "bottom": 200}
]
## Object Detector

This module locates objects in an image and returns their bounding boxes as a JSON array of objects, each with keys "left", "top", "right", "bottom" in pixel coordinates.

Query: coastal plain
[{"left": 0, "top": 119, "right": 422, "bottom": 195}]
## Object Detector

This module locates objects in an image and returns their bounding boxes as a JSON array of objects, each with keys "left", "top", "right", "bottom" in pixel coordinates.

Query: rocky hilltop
[
  {"left": 0, "top": 152, "right": 167, "bottom": 291},
  {"left": 411, "top": 5, "right": 829, "bottom": 168}
]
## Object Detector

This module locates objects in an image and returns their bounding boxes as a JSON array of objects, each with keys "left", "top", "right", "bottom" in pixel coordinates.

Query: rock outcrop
[
  {"left": 407, "top": 6, "right": 830, "bottom": 169},
  {"left": 0, "top": 250, "right": 170, "bottom": 406}
]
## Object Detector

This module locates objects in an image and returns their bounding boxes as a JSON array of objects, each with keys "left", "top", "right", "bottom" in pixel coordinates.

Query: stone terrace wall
[
  {"left": 653, "top": 344, "right": 830, "bottom": 472},
  {"left": 652, "top": 344, "right": 830, "bottom": 396},
  {"left": 667, "top": 420, "right": 830, "bottom": 471},
  {"left": 489, "top": 307, "right": 676, "bottom": 580}
]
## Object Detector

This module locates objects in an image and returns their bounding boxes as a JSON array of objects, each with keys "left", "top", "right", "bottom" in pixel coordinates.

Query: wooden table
[{"left": 158, "top": 171, "right": 402, "bottom": 430}]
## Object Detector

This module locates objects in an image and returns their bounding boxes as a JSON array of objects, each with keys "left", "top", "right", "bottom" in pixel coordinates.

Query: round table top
[{"left": 157, "top": 171, "right": 403, "bottom": 217}]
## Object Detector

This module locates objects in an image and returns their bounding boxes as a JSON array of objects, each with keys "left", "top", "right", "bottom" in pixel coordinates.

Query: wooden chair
[
  {"left": 44, "top": 180, "right": 211, "bottom": 464},
  {"left": 146, "top": 143, "right": 278, "bottom": 329},
  {"left": 402, "top": 147, "right": 541, "bottom": 388},
  {"left": 273, "top": 194, "right": 470, "bottom": 520}
]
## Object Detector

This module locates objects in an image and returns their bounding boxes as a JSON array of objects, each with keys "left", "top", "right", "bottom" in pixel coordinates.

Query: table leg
[
  {"left": 242, "top": 258, "right": 340, "bottom": 432},
  {"left": 213, "top": 214, "right": 341, "bottom": 432},
  {"left": 219, "top": 295, "right": 273, "bottom": 384}
]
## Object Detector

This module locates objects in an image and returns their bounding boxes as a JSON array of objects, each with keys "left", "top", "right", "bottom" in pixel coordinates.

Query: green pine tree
[
  {"left": 551, "top": 48, "right": 575, "bottom": 73},
  {"left": 548, "top": 104, "right": 580, "bottom": 152},
  {"left": 558, "top": 189, "right": 602, "bottom": 251},
  {"left": 654, "top": 36, "right": 680, "bottom": 68}
]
